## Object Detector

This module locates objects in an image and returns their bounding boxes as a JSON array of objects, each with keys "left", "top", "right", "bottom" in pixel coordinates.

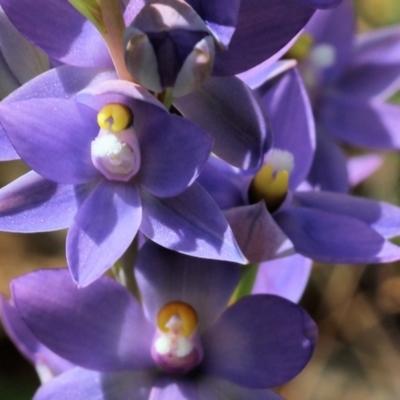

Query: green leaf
[{"left": 69, "top": 0, "right": 106, "bottom": 33}]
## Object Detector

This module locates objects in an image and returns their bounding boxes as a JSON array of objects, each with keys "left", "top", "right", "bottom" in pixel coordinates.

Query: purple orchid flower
[
  {"left": 0, "top": 6, "right": 48, "bottom": 100},
  {"left": 0, "top": 1, "right": 283, "bottom": 170},
  {"left": 199, "top": 66, "right": 400, "bottom": 266},
  {"left": 8, "top": 241, "right": 317, "bottom": 399},
  {"left": 244, "top": 0, "right": 400, "bottom": 192},
  {"left": 0, "top": 79, "right": 246, "bottom": 287}
]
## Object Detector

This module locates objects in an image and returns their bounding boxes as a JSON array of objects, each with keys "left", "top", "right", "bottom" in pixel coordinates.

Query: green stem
[
  {"left": 112, "top": 236, "right": 141, "bottom": 300},
  {"left": 230, "top": 263, "right": 259, "bottom": 304}
]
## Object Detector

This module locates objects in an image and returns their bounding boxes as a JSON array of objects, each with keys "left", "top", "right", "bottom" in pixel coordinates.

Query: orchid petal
[
  {"left": 33, "top": 368, "right": 155, "bottom": 400},
  {"left": 252, "top": 254, "right": 312, "bottom": 303},
  {"left": 347, "top": 154, "right": 383, "bottom": 187},
  {"left": 174, "top": 76, "right": 269, "bottom": 169},
  {"left": 257, "top": 68, "right": 315, "bottom": 189},
  {"left": 12, "top": 269, "right": 155, "bottom": 371},
  {"left": 294, "top": 191, "right": 400, "bottom": 239},
  {"left": 201, "top": 295, "right": 317, "bottom": 388},
  {"left": 338, "top": 26, "right": 400, "bottom": 99},
  {"left": 224, "top": 202, "right": 294, "bottom": 263},
  {"left": 185, "top": 0, "right": 240, "bottom": 48},
  {"left": 0, "top": 9, "right": 48, "bottom": 88},
  {"left": 321, "top": 95, "right": 400, "bottom": 149},
  {"left": 197, "top": 377, "right": 284, "bottom": 400},
  {"left": 67, "top": 180, "right": 141, "bottom": 287},
  {"left": 0, "top": 171, "right": 91, "bottom": 232},
  {"left": 139, "top": 114, "right": 212, "bottom": 198},
  {"left": 0, "top": 99, "right": 101, "bottom": 183},
  {"left": 0, "top": 0, "right": 111, "bottom": 67},
  {"left": 135, "top": 241, "right": 240, "bottom": 332},
  {"left": 140, "top": 183, "right": 246, "bottom": 264},
  {"left": 148, "top": 376, "right": 197, "bottom": 400},
  {"left": 307, "top": 131, "right": 349, "bottom": 193},
  {"left": 275, "top": 207, "right": 400, "bottom": 263},
  {"left": 294, "top": 0, "right": 343, "bottom": 8},
  {"left": 212, "top": 0, "right": 314, "bottom": 76}
]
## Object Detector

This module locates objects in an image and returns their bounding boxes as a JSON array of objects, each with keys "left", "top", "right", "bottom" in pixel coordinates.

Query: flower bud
[{"left": 124, "top": 0, "right": 215, "bottom": 97}]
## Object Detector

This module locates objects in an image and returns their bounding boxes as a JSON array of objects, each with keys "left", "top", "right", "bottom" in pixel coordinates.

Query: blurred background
[{"left": 1, "top": 0, "right": 400, "bottom": 399}]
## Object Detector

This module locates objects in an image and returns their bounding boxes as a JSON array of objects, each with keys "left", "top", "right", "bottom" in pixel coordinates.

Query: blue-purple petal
[
  {"left": 347, "top": 154, "right": 383, "bottom": 187},
  {"left": 139, "top": 114, "right": 212, "bottom": 198},
  {"left": 197, "top": 377, "right": 284, "bottom": 400},
  {"left": 275, "top": 206, "right": 400, "bottom": 263},
  {"left": 212, "top": 0, "right": 314, "bottom": 76},
  {"left": 67, "top": 180, "right": 141, "bottom": 287},
  {"left": 294, "top": 191, "right": 400, "bottom": 239},
  {"left": 12, "top": 269, "right": 155, "bottom": 372},
  {"left": 0, "top": 0, "right": 111, "bottom": 67},
  {"left": 338, "top": 26, "right": 400, "bottom": 98},
  {"left": 320, "top": 94, "right": 400, "bottom": 149},
  {"left": 256, "top": 68, "right": 315, "bottom": 189},
  {"left": 223, "top": 202, "right": 294, "bottom": 263},
  {"left": 201, "top": 295, "right": 317, "bottom": 388},
  {"left": 307, "top": 130, "right": 349, "bottom": 193},
  {"left": 0, "top": 99, "right": 101, "bottom": 183},
  {"left": 140, "top": 183, "right": 246, "bottom": 264},
  {"left": 33, "top": 368, "right": 155, "bottom": 400},
  {"left": 135, "top": 241, "right": 240, "bottom": 332},
  {"left": 186, "top": 0, "right": 240, "bottom": 48},
  {"left": 0, "top": 171, "right": 91, "bottom": 232},
  {"left": 174, "top": 76, "right": 269, "bottom": 169},
  {"left": 252, "top": 254, "right": 312, "bottom": 303}
]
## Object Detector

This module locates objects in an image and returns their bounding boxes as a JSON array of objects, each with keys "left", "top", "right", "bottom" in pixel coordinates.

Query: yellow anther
[
  {"left": 97, "top": 103, "right": 133, "bottom": 132},
  {"left": 284, "top": 33, "right": 314, "bottom": 62},
  {"left": 249, "top": 165, "right": 290, "bottom": 212},
  {"left": 157, "top": 301, "right": 198, "bottom": 337}
]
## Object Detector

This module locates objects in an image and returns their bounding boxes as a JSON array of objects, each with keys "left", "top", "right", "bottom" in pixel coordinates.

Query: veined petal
[
  {"left": 0, "top": 99, "right": 101, "bottom": 184},
  {"left": 201, "top": 295, "right": 317, "bottom": 388},
  {"left": 135, "top": 241, "right": 240, "bottom": 332},
  {"left": 0, "top": 171, "right": 92, "bottom": 232},
  {"left": 275, "top": 207, "right": 400, "bottom": 263},
  {"left": 174, "top": 76, "right": 269, "bottom": 169},
  {"left": 252, "top": 254, "right": 312, "bottom": 303},
  {"left": 294, "top": 191, "right": 400, "bottom": 239},
  {"left": 67, "top": 180, "right": 141, "bottom": 287},
  {"left": 139, "top": 113, "right": 212, "bottom": 197},
  {"left": 212, "top": 0, "right": 314, "bottom": 76},
  {"left": 34, "top": 368, "right": 155, "bottom": 400},
  {"left": 224, "top": 202, "right": 294, "bottom": 263},
  {"left": 256, "top": 68, "right": 315, "bottom": 189},
  {"left": 0, "top": 0, "right": 111, "bottom": 67},
  {"left": 140, "top": 183, "right": 246, "bottom": 264},
  {"left": 12, "top": 269, "right": 155, "bottom": 371}
]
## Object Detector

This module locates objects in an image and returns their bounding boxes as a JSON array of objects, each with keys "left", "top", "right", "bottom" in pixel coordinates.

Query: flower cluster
[{"left": 0, "top": 0, "right": 400, "bottom": 399}]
